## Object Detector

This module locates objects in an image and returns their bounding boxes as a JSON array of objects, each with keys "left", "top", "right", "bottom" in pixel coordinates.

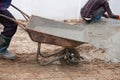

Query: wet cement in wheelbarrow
[{"left": 0, "top": 20, "right": 120, "bottom": 80}]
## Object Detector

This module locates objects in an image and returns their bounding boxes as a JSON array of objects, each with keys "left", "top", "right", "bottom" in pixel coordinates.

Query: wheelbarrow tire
[{"left": 59, "top": 48, "right": 80, "bottom": 66}]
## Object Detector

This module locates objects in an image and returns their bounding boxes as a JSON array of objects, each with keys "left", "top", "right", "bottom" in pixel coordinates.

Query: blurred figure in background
[{"left": 80, "top": 0, "right": 120, "bottom": 23}]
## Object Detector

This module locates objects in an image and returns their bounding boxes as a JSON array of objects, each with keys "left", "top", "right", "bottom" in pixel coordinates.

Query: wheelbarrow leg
[
  {"left": 36, "top": 42, "right": 65, "bottom": 66},
  {"left": 36, "top": 42, "right": 41, "bottom": 65},
  {"left": 37, "top": 42, "right": 64, "bottom": 58}
]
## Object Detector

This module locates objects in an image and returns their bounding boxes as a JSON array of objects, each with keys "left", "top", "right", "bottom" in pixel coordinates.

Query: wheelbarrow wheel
[{"left": 59, "top": 48, "right": 80, "bottom": 66}]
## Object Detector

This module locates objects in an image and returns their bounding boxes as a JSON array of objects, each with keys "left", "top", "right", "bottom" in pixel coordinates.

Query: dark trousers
[
  {"left": 82, "top": 7, "right": 105, "bottom": 23},
  {"left": 0, "top": 10, "right": 18, "bottom": 37},
  {"left": 92, "top": 7, "right": 105, "bottom": 22}
]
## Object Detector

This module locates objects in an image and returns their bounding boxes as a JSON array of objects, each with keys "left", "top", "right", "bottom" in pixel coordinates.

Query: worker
[
  {"left": 0, "top": 0, "right": 18, "bottom": 59},
  {"left": 80, "top": 0, "right": 120, "bottom": 23}
]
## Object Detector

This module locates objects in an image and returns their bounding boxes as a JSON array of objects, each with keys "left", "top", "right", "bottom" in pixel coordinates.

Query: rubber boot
[{"left": 0, "top": 34, "right": 16, "bottom": 59}]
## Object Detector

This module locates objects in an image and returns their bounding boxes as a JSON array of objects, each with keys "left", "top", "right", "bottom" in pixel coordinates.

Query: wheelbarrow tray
[
  {"left": 26, "top": 15, "right": 86, "bottom": 47},
  {"left": 26, "top": 29, "right": 84, "bottom": 47}
]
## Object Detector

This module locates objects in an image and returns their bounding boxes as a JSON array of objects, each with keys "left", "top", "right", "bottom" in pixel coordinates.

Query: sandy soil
[{"left": 0, "top": 20, "right": 120, "bottom": 80}]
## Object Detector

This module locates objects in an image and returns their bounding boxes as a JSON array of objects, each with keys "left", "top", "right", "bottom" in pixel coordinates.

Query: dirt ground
[{"left": 0, "top": 21, "right": 120, "bottom": 80}]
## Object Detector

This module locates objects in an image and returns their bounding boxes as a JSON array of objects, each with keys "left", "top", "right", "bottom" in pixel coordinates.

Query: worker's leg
[
  {"left": 0, "top": 10, "right": 18, "bottom": 59},
  {"left": 92, "top": 7, "right": 105, "bottom": 22}
]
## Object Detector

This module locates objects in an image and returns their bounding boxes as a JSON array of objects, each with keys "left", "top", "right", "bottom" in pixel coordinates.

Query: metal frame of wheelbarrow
[{"left": 0, "top": 5, "right": 85, "bottom": 66}]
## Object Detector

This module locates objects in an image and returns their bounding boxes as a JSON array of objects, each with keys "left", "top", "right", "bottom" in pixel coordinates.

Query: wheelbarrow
[{"left": 0, "top": 5, "right": 86, "bottom": 66}]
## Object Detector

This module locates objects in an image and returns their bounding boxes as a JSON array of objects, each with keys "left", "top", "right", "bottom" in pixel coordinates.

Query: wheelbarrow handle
[
  {"left": 0, "top": 14, "right": 27, "bottom": 30},
  {"left": 10, "top": 4, "right": 30, "bottom": 21}
]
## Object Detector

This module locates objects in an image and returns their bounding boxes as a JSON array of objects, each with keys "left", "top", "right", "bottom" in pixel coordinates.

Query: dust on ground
[{"left": 0, "top": 20, "right": 120, "bottom": 80}]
